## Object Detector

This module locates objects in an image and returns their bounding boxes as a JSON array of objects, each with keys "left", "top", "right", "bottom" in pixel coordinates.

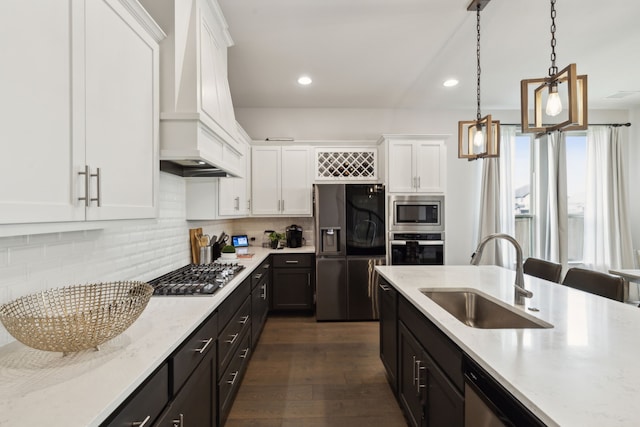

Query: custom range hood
[{"left": 160, "top": 159, "right": 235, "bottom": 178}]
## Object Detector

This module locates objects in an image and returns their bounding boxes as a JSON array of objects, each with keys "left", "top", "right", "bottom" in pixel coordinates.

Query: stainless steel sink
[{"left": 420, "top": 289, "right": 553, "bottom": 329}]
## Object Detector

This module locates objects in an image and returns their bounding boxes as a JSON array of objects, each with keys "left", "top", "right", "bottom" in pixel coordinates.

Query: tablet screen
[{"left": 232, "top": 235, "right": 249, "bottom": 247}]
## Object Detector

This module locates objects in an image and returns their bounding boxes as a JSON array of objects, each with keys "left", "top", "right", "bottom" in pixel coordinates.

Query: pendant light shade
[
  {"left": 458, "top": 115, "right": 500, "bottom": 159},
  {"left": 520, "top": 0, "right": 588, "bottom": 135},
  {"left": 458, "top": 0, "right": 500, "bottom": 161}
]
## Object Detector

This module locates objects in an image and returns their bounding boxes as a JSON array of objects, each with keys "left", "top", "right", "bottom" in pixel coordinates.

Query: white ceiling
[{"left": 218, "top": 0, "right": 640, "bottom": 112}]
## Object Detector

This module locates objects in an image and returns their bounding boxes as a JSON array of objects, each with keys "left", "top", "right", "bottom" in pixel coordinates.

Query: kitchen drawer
[
  {"left": 251, "top": 258, "right": 271, "bottom": 289},
  {"left": 272, "top": 253, "right": 314, "bottom": 268},
  {"left": 217, "top": 296, "right": 251, "bottom": 376},
  {"left": 102, "top": 363, "right": 169, "bottom": 427},
  {"left": 218, "top": 330, "right": 251, "bottom": 425},
  {"left": 218, "top": 277, "right": 251, "bottom": 331},
  {"left": 399, "top": 297, "right": 463, "bottom": 392},
  {"left": 171, "top": 312, "right": 218, "bottom": 396}
]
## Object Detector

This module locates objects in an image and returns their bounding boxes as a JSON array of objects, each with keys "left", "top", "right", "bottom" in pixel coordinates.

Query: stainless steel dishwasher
[{"left": 463, "top": 356, "right": 546, "bottom": 427}]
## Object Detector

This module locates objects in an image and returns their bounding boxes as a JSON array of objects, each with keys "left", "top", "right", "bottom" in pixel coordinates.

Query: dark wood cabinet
[
  {"left": 378, "top": 280, "right": 398, "bottom": 393},
  {"left": 398, "top": 322, "right": 427, "bottom": 427},
  {"left": 155, "top": 348, "right": 215, "bottom": 427},
  {"left": 251, "top": 258, "right": 270, "bottom": 348},
  {"left": 103, "top": 257, "right": 272, "bottom": 427},
  {"left": 271, "top": 254, "right": 314, "bottom": 311},
  {"left": 382, "top": 286, "right": 464, "bottom": 427},
  {"left": 101, "top": 363, "right": 169, "bottom": 427}
]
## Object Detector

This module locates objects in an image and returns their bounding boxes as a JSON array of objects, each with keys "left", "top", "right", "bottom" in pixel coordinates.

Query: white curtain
[
  {"left": 583, "top": 126, "right": 635, "bottom": 271},
  {"left": 534, "top": 131, "right": 568, "bottom": 268},
  {"left": 476, "top": 126, "right": 517, "bottom": 267}
]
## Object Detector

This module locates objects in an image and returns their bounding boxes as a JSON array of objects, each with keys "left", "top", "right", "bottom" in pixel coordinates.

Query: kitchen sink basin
[{"left": 420, "top": 289, "right": 553, "bottom": 329}]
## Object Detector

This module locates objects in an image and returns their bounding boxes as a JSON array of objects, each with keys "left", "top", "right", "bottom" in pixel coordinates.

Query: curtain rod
[{"left": 502, "top": 122, "right": 631, "bottom": 127}]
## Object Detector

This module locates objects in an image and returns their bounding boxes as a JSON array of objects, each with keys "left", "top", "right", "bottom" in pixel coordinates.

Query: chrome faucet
[{"left": 470, "top": 233, "right": 533, "bottom": 305}]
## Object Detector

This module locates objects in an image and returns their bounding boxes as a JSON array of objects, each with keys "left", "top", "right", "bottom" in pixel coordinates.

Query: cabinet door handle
[
  {"left": 281, "top": 199, "right": 285, "bottom": 211},
  {"left": 247, "top": 199, "right": 251, "bottom": 210},
  {"left": 238, "top": 315, "right": 250, "bottom": 325},
  {"left": 227, "top": 371, "right": 239, "bottom": 385},
  {"left": 417, "top": 176, "right": 421, "bottom": 189},
  {"left": 416, "top": 360, "right": 426, "bottom": 393},
  {"left": 78, "top": 165, "right": 90, "bottom": 207},
  {"left": 285, "top": 260, "right": 299, "bottom": 264},
  {"left": 171, "top": 413, "right": 184, "bottom": 427},
  {"left": 412, "top": 355, "right": 417, "bottom": 386},
  {"left": 90, "top": 167, "right": 101, "bottom": 207},
  {"left": 261, "top": 283, "right": 267, "bottom": 300},
  {"left": 240, "top": 347, "right": 249, "bottom": 358},
  {"left": 132, "top": 415, "right": 151, "bottom": 427},
  {"left": 235, "top": 196, "right": 240, "bottom": 210},
  {"left": 225, "top": 333, "right": 239, "bottom": 344},
  {"left": 195, "top": 337, "right": 213, "bottom": 354}
]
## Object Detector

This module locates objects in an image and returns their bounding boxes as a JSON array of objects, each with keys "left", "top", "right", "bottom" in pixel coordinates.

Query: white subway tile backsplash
[{"left": 0, "top": 171, "right": 314, "bottom": 348}]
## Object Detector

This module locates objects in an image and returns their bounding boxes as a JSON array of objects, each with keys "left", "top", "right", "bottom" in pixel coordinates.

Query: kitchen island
[
  {"left": 0, "top": 246, "right": 313, "bottom": 427},
  {"left": 376, "top": 265, "right": 640, "bottom": 427}
]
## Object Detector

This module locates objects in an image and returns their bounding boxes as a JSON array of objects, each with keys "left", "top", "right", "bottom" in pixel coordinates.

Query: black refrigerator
[{"left": 315, "top": 184, "right": 386, "bottom": 321}]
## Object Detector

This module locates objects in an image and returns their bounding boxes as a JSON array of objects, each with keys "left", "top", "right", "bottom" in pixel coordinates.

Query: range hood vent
[{"left": 160, "top": 160, "right": 233, "bottom": 178}]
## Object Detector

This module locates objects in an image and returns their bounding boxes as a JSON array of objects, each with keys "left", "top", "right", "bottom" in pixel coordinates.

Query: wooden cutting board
[{"left": 189, "top": 228, "right": 203, "bottom": 264}]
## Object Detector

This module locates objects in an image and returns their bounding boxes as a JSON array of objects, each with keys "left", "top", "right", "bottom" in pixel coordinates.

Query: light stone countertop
[
  {"left": 0, "top": 245, "right": 314, "bottom": 427},
  {"left": 375, "top": 265, "right": 640, "bottom": 427}
]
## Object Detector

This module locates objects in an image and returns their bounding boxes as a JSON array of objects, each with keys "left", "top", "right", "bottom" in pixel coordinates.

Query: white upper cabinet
[
  {"left": 385, "top": 136, "right": 447, "bottom": 194},
  {"left": 218, "top": 125, "right": 250, "bottom": 217},
  {"left": 0, "top": 0, "right": 163, "bottom": 226},
  {"left": 251, "top": 146, "right": 312, "bottom": 216},
  {"left": 140, "top": 0, "right": 243, "bottom": 176}
]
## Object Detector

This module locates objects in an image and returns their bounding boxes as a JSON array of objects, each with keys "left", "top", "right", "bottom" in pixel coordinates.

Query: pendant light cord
[
  {"left": 548, "top": 0, "right": 558, "bottom": 77},
  {"left": 476, "top": 4, "right": 482, "bottom": 121}
]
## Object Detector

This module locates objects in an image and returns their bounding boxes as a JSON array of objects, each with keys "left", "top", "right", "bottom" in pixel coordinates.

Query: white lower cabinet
[
  {"left": 0, "top": 0, "right": 162, "bottom": 226},
  {"left": 251, "top": 146, "right": 312, "bottom": 216}
]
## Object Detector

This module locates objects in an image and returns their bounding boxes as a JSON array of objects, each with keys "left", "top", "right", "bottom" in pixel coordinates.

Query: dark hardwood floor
[{"left": 225, "top": 314, "right": 407, "bottom": 427}]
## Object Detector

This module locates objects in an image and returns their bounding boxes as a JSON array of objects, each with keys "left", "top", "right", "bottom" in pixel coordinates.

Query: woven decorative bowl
[{"left": 0, "top": 281, "right": 153, "bottom": 355}]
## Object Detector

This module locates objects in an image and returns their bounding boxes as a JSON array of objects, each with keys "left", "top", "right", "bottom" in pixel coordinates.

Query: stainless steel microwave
[{"left": 389, "top": 194, "right": 444, "bottom": 232}]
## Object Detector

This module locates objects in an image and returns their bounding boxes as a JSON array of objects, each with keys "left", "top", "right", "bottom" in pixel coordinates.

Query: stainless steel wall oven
[{"left": 388, "top": 194, "right": 444, "bottom": 265}]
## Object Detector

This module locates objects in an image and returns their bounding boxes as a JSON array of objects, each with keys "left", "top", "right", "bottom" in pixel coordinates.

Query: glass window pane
[{"left": 566, "top": 134, "right": 587, "bottom": 263}]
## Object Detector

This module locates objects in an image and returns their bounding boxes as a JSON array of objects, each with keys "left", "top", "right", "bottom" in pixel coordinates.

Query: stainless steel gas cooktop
[{"left": 148, "top": 262, "right": 245, "bottom": 296}]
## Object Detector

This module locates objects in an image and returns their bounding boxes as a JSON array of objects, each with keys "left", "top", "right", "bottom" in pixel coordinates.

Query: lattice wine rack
[{"left": 315, "top": 149, "right": 377, "bottom": 180}]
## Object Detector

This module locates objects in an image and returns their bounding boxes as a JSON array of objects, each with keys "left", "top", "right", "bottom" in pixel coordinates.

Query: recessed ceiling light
[
  {"left": 443, "top": 79, "right": 459, "bottom": 87},
  {"left": 297, "top": 76, "right": 312, "bottom": 85}
]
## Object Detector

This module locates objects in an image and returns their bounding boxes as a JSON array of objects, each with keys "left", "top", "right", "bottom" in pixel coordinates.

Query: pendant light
[
  {"left": 458, "top": 0, "right": 500, "bottom": 161},
  {"left": 520, "top": 0, "right": 588, "bottom": 135}
]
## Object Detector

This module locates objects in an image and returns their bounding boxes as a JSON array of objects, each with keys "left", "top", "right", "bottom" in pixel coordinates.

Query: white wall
[{"left": 235, "top": 106, "right": 635, "bottom": 266}]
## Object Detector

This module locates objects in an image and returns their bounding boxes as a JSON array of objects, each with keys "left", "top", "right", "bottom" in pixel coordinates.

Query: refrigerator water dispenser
[{"left": 320, "top": 228, "right": 341, "bottom": 254}]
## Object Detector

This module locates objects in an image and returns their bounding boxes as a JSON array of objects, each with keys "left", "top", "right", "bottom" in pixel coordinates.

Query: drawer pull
[
  {"left": 227, "top": 371, "right": 239, "bottom": 385},
  {"left": 195, "top": 337, "right": 213, "bottom": 354},
  {"left": 263, "top": 264, "right": 270, "bottom": 269},
  {"left": 379, "top": 283, "right": 391, "bottom": 292},
  {"left": 254, "top": 273, "right": 263, "bottom": 280},
  {"left": 240, "top": 347, "right": 249, "bottom": 359},
  {"left": 132, "top": 415, "right": 151, "bottom": 427},
  {"left": 171, "top": 413, "right": 184, "bottom": 427},
  {"left": 285, "top": 260, "right": 299, "bottom": 264},
  {"left": 225, "top": 333, "right": 239, "bottom": 344},
  {"left": 238, "top": 315, "right": 250, "bottom": 325}
]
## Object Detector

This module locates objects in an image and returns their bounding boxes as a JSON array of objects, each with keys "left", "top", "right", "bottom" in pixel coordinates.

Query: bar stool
[
  {"left": 562, "top": 267, "right": 624, "bottom": 302},
  {"left": 523, "top": 258, "right": 563, "bottom": 283}
]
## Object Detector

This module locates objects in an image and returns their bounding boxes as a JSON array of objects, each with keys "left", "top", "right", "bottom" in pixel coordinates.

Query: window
[
  {"left": 565, "top": 134, "right": 587, "bottom": 263},
  {"left": 513, "top": 134, "right": 534, "bottom": 259},
  {"left": 511, "top": 132, "right": 587, "bottom": 263}
]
